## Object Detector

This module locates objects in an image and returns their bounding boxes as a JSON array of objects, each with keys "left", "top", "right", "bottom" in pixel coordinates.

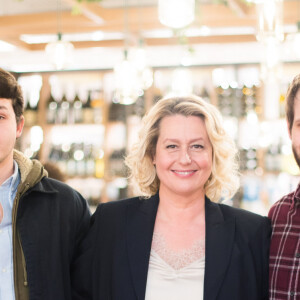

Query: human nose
[{"left": 179, "top": 148, "right": 192, "bottom": 164}]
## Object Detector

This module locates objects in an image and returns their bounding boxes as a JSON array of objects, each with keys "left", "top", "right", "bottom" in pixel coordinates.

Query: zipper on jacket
[
  {"left": 12, "top": 193, "right": 20, "bottom": 299},
  {"left": 18, "top": 230, "right": 28, "bottom": 286},
  {"left": 12, "top": 183, "right": 30, "bottom": 299}
]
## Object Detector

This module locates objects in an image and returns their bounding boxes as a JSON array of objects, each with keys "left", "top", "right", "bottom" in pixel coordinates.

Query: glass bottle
[
  {"left": 59, "top": 94, "right": 70, "bottom": 124},
  {"left": 46, "top": 92, "right": 58, "bottom": 124},
  {"left": 82, "top": 91, "right": 94, "bottom": 123},
  {"left": 73, "top": 93, "right": 83, "bottom": 123}
]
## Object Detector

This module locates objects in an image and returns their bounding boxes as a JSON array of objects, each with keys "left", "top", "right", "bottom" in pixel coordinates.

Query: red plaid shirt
[{"left": 269, "top": 184, "right": 300, "bottom": 300}]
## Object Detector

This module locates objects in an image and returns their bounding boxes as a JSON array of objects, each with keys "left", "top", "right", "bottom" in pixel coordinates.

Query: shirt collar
[
  {"left": 1, "top": 160, "right": 20, "bottom": 207},
  {"left": 11, "top": 160, "right": 20, "bottom": 191},
  {"left": 2, "top": 160, "right": 18, "bottom": 186}
]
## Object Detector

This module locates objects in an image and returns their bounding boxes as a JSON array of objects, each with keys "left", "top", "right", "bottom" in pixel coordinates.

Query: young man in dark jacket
[{"left": 0, "top": 68, "right": 91, "bottom": 300}]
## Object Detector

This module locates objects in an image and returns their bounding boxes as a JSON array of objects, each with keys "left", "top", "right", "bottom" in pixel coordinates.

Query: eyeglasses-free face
[{"left": 153, "top": 114, "right": 212, "bottom": 200}]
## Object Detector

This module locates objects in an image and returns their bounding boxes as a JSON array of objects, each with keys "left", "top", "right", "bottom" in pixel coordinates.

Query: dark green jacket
[{"left": 13, "top": 150, "right": 90, "bottom": 300}]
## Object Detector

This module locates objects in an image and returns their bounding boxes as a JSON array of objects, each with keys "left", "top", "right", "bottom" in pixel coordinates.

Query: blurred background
[{"left": 3, "top": 0, "right": 300, "bottom": 214}]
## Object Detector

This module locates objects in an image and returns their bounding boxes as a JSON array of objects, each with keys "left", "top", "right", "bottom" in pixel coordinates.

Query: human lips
[{"left": 172, "top": 170, "right": 197, "bottom": 176}]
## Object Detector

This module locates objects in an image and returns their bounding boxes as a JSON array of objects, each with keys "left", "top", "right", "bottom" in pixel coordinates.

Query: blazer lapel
[
  {"left": 204, "top": 197, "right": 236, "bottom": 300},
  {"left": 126, "top": 194, "right": 159, "bottom": 300}
]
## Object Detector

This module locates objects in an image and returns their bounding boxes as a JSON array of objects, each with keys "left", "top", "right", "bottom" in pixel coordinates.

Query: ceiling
[{"left": 0, "top": 0, "right": 299, "bottom": 72}]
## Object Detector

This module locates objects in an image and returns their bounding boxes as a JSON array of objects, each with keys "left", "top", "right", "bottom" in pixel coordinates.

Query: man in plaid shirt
[{"left": 269, "top": 74, "right": 300, "bottom": 300}]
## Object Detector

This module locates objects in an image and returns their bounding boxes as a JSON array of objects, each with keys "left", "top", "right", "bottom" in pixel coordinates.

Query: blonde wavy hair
[{"left": 125, "top": 95, "right": 240, "bottom": 202}]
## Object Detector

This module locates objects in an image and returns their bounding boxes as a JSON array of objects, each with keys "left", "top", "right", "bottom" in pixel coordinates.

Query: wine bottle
[
  {"left": 59, "top": 94, "right": 70, "bottom": 124},
  {"left": 82, "top": 91, "right": 94, "bottom": 123},
  {"left": 85, "top": 144, "right": 95, "bottom": 176},
  {"left": 24, "top": 96, "right": 38, "bottom": 126},
  {"left": 46, "top": 92, "right": 58, "bottom": 124},
  {"left": 95, "top": 147, "right": 105, "bottom": 178},
  {"left": 73, "top": 93, "right": 83, "bottom": 123}
]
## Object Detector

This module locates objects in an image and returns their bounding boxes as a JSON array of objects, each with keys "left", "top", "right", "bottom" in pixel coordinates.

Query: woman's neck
[
  {"left": 157, "top": 189, "right": 205, "bottom": 225},
  {"left": 154, "top": 189, "right": 206, "bottom": 251}
]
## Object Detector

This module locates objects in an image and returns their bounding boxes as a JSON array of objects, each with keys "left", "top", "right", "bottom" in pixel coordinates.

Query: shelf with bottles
[
  {"left": 19, "top": 72, "right": 105, "bottom": 127},
  {"left": 103, "top": 120, "right": 127, "bottom": 178},
  {"left": 18, "top": 74, "right": 43, "bottom": 128},
  {"left": 215, "top": 83, "right": 263, "bottom": 121},
  {"left": 17, "top": 66, "right": 299, "bottom": 210},
  {"left": 239, "top": 169, "right": 300, "bottom": 216},
  {"left": 236, "top": 118, "right": 300, "bottom": 215},
  {"left": 17, "top": 70, "right": 145, "bottom": 205},
  {"left": 43, "top": 122, "right": 105, "bottom": 174},
  {"left": 46, "top": 89, "right": 106, "bottom": 126}
]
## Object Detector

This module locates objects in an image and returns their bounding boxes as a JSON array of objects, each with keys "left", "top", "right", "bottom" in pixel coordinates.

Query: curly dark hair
[{"left": 0, "top": 68, "right": 24, "bottom": 123}]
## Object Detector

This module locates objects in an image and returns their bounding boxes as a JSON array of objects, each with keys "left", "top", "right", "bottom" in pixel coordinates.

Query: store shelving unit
[{"left": 16, "top": 64, "right": 300, "bottom": 215}]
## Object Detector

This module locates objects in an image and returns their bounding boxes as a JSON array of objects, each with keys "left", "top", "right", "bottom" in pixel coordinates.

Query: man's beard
[{"left": 292, "top": 144, "right": 300, "bottom": 168}]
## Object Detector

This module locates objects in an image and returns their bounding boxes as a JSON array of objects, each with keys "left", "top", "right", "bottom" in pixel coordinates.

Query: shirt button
[
  {"left": 0, "top": 229, "right": 2, "bottom": 234},
  {"left": 296, "top": 253, "right": 300, "bottom": 258},
  {"left": 290, "top": 291, "right": 295, "bottom": 297},
  {"left": 2, "top": 268, "right": 6, "bottom": 273}
]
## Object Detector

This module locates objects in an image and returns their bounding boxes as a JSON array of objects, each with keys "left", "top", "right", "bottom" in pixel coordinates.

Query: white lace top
[{"left": 145, "top": 233, "right": 205, "bottom": 300}]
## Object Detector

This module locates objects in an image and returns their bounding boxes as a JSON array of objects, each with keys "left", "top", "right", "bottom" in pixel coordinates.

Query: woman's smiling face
[{"left": 153, "top": 114, "right": 213, "bottom": 199}]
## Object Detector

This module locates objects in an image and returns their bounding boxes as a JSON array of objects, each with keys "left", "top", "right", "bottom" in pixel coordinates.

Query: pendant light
[
  {"left": 158, "top": 0, "right": 195, "bottom": 29},
  {"left": 114, "top": 49, "right": 142, "bottom": 105},
  {"left": 255, "top": 0, "right": 283, "bottom": 86},
  {"left": 285, "top": 22, "right": 300, "bottom": 60},
  {"left": 113, "top": 0, "right": 142, "bottom": 105},
  {"left": 45, "top": 0, "right": 74, "bottom": 70},
  {"left": 256, "top": 0, "right": 284, "bottom": 43},
  {"left": 285, "top": 0, "right": 300, "bottom": 60},
  {"left": 132, "top": 39, "right": 153, "bottom": 90}
]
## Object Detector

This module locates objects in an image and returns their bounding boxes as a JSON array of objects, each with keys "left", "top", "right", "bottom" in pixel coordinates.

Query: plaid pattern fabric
[{"left": 268, "top": 184, "right": 300, "bottom": 300}]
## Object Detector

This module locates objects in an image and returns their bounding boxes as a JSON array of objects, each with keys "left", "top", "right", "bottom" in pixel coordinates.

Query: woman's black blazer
[{"left": 72, "top": 193, "right": 271, "bottom": 300}]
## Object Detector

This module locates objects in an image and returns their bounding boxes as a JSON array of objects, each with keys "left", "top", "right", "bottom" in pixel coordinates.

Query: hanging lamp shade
[
  {"left": 113, "top": 50, "right": 142, "bottom": 105},
  {"left": 256, "top": 0, "right": 284, "bottom": 42},
  {"left": 45, "top": 33, "right": 74, "bottom": 70},
  {"left": 158, "top": 0, "right": 195, "bottom": 29},
  {"left": 285, "top": 22, "right": 300, "bottom": 60},
  {"left": 132, "top": 46, "right": 153, "bottom": 90}
]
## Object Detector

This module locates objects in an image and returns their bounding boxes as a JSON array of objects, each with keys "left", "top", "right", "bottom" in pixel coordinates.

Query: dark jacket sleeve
[
  {"left": 71, "top": 204, "right": 102, "bottom": 300},
  {"left": 72, "top": 191, "right": 92, "bottom": 253},
  {"left": 261, "top": 216, "right": 271, "bottom": 300}
]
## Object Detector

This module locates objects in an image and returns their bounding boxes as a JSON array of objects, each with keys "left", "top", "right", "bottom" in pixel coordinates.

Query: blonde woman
[{"left": 72, "top": 96, "right": 271, "bottom": 300}]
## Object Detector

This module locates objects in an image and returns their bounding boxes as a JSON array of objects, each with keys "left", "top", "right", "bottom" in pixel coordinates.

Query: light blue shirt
[{"left": 0, "top": 161, "right": 20, "bottom": 300}]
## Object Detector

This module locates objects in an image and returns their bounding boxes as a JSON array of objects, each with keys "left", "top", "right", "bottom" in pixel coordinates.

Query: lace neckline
[{"left": 151, "top": 232, "right": 205, "bottom": 270}]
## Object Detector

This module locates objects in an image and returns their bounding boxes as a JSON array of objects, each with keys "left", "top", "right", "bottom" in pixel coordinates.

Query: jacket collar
[
  {"left": 13, "top": 150, "right": 48, "bottom": 196},
  {"left": 28, "top": 179, "right": 59, "bottom": 194},
  {"left": 126, "top": 194, "right": 235, "bottom": 300},
  {"left": 204, "top": 198, "right": 235, "bottom": 300},
  {"left": 126, "top": 194, "right": 159, "bottom": 300}
]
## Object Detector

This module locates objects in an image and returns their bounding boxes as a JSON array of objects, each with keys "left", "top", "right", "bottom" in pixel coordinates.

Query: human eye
[
  {"left": 0, "top": 115, "right": 5, "bottom": 120},
  {"left": 166, "top": 144, "right": 177, "bottom": 149},
  {"left": 191, "top": 144, "right": 204, "bottom": 150}
]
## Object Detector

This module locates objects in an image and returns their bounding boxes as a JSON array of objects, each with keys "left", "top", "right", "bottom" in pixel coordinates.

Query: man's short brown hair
[
  {"left": 286, "top": 74, "right": 300, "bottom": 132},
  {"left": 0, "top": 68, "right": 24, "bottom": 123}
]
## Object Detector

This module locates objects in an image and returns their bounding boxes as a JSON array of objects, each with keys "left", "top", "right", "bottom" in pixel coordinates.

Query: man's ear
[{"left": 16, "top": 116, "right": 24, "bottom": 138}]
